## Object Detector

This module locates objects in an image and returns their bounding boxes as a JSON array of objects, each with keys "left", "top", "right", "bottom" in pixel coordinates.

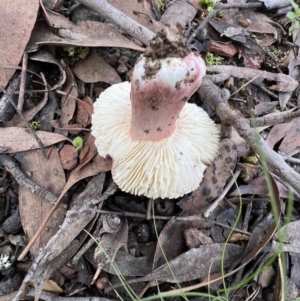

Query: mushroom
[{"left": 91, "top": 24, "right": 220, "bottom": 199}]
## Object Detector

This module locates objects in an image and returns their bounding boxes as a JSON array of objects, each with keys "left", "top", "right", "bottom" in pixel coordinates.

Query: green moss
[
  {"left": 205, "top": 52, "right": 223, "bottom": 66},
  {"left": 62, "top": 46, "right": 90, "bottom": 62},
  {"left": 30, "top": 120, "right": 40, "bottom": 131},
  {"left": 199, "top": 0, "right": 215, "bottom": 12}
]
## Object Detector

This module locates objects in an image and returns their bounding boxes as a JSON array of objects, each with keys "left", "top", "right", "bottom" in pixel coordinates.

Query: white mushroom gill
[{"left": 91, "top": 82, "right": 220, "bottom": 199}]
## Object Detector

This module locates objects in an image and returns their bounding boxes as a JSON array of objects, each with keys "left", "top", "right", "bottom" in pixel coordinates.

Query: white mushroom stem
[{"left": 130, "top": 53, "right": 206, "bottom": 142}]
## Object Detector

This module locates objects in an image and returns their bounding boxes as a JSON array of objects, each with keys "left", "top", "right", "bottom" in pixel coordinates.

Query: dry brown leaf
[
  {"left": 107, "top": 243, "right": 244, "bottom": 291},
  {"left": 229, "top": 175, "right": 290, "bottom": 199},
  {"left": 75, "top": 99, "right": 92, "bottom": 127},
  {"left": 180, "top": 138, "right": 238, "bottom": 214},
  {"left": 0, "top": 127, "right": 70, "bottom": 153},
  {"left": 29, "top": 279, "right": 63, "bottom": 294},
  {"left": 29, "top": 50, "right": 66, "bottom": 90},
  {"left": 58, "top": 133, "right": 111, "bottom": 196},
  {"left": 236, "top": 11, "right": 277, "bottom": 38},
  {"left": 266, "top": 117, "right": 300, "bottom": 153},
  {"left": 27, "top": 19, "right": 145, "bottom": 52},
  {"left": 108, "top": 0, "right": 158, "bottom": 32},
  {"left": 4, "top": 92, "right": 48, "bottom": 127},
  {"left": 17, "top": 147, "right": 67, "bottom": 257},
  {"left": 56, "top": 64, "right": 77, "bottom": 137},
  {"left": 59, "top": 144, "right": 78, "bottom": 170},
  {"left": 72, "top": 48, "right": 121, "bottom": 84},
  {"left": 0, "top": 0, "right": 39, "bottom": 86}
]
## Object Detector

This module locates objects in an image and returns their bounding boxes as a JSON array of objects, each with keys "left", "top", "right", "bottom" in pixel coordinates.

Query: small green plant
[
  {"left": 62, "top": 46, "right": 89, "bottom": 62},
  {"left": 72, "top": 136, "right": 83, "bottom": 151},
  {"left": 199, "top": 0, "right": 215, "bottom": 12},
  {"left": 157, "top": 0, "right": 165, "bottom": 13},
  {"left": 286, "top": 1, "right": 300, "bottom": 34},
  {"left": 205, "top": 52, "right": 223, "bottom": 66},
  {"left": 30, "top": 120, "right": 40, "bottom": 131}
]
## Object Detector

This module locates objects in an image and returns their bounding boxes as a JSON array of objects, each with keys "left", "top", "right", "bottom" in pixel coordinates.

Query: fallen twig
[
  {"left": 76, "top": 0, "right": 156, "bottom": 45},
  {"left": 0, "top": 154, "right": 57, "bottom": 204},
  {"left": 17, "top": 53, "right": 28, "bottom": 112},
  {"left": 249, "top": 109, "right": 300, "bottom": 127},
  {"left": 207, "top": 65, "right": 298, "bottom": 93}
]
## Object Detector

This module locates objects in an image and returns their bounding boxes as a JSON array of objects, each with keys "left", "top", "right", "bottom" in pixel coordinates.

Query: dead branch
[
  {"left": 207, "top": 65, "right": 299, "bottom": 92},
  {"left": 76, "top": 0, "right": 156, "bottom": 45},
  {"left": 249, "top": 109, "right": 300, "bottom": 127},
  {"left": 0, "top": 154, "right": 57, "bottom": 204},
  {"left": 207, "top": 65, "right": 298, "bottom": 93},
  {"left": 199, "top": 77, "right": 300, "bottom": 196}
]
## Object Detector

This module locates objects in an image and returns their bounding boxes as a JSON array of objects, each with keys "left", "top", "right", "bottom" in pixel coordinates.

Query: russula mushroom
[{"left": 91, "top": 24, "right": 220, "bottom": 199}]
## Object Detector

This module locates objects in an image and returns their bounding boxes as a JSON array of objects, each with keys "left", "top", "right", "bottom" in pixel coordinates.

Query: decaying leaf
[
  {"left": 17, "top": 147, "right": 67, "bottom": 257},
  {"left": 27, "top": 18, "right": 145, "bottom": 52},
  {"left": 29, "top": 50, "right": 66, "bottom": 90},
  {"left": 4, "top": 92, "right": 48, "bottom": 128},
  {"left": 0, "top": 0, "right": 39, "bottom": 86},
  {"left": 273, "top": 220, "right": 300, "bottom": 253},
  {"left": 56, "top": 64, "right": 77, "bottom": 137},
  {"left": 108, "top": 243, "right": 244, "bottom": 291},
  {"left": 0, "top": 127, "right": 70, "bottom": 153},
  {"left": 94, "top": 215, "right": 128, "bottom": 273},
  {"left": 72, "top": 48, "right": 121, "bottom": 84},
  {"left": 266, "top": 117, "right": 300, "bottom": 153},
  {"left": 179, "top": 138, "right": 238, "bottom": 213},
  {"left": 103, "top": 251, "right": 153, "bottom": 277},
  {"left": 230, "top": 175, "right": 290, "bottom": 199}
]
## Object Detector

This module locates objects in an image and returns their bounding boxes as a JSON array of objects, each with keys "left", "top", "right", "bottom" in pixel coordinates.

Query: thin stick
[
  {"left": 204, "top": 169, "right": 241, "bottom": 217},
  {"left": 249, "top": 109, "right": 300, "bottom": 127},
  {"left": 231, "top": 72, "right": 266, "bottom": 97},
  {"left": 17, "top": 53, "right": 28, "bottom": 112},
  {"left": 0, "top": 154, "right": 57, "bottom": 204},
  {"left": 76, "top": 0, "right": 155, "bottom": 45}
]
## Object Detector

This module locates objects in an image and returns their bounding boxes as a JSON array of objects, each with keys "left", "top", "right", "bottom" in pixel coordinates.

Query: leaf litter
[{"left": 0, "top": 0, "right": 300, "bottom": 300}]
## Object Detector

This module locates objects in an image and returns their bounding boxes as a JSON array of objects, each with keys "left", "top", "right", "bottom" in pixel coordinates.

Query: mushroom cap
[{"left": 91, "top": 82, "right": 220, "bottom": 199}]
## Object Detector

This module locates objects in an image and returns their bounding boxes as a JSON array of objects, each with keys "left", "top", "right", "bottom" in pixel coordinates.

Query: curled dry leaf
[
  {"left": 0, "top": 127, "right": 70, "bottom": 153},
  {"left": 57, "top": 64, "right": 77, "bottom": 137},
  {"left": 0, "top": 0, "right": 39, "bottom": 86},
  {"left": 29, "top": 50, "right": 66, "bottom": 90}
]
